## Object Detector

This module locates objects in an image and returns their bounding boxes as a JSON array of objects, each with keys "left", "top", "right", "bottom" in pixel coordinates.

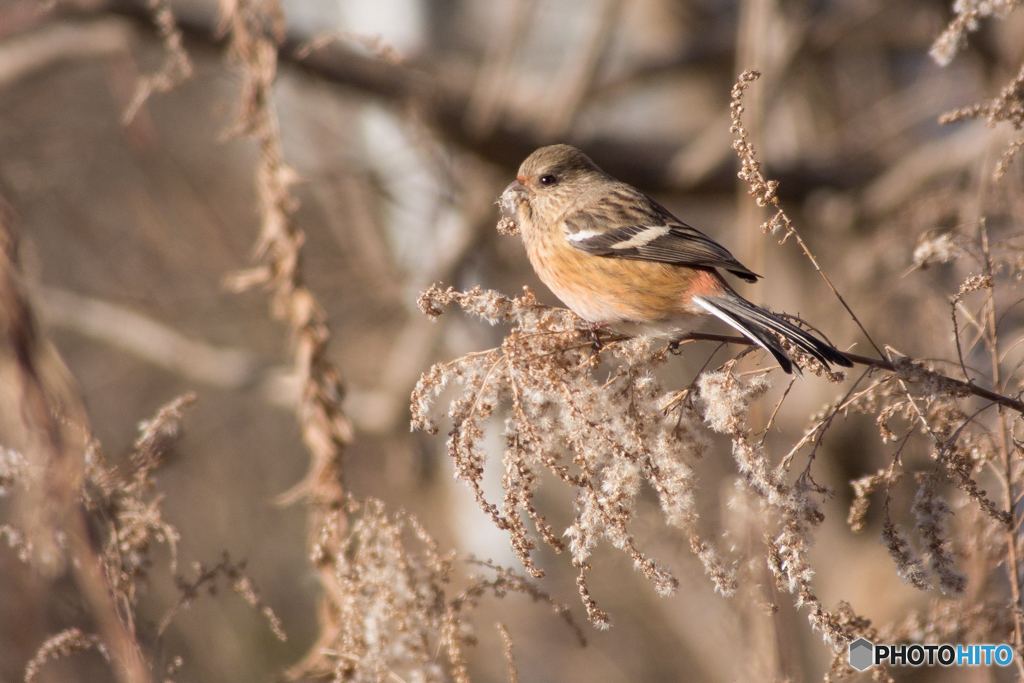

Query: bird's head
[{"left": 500, "top": 144, "right": 606, "bottom": 223}]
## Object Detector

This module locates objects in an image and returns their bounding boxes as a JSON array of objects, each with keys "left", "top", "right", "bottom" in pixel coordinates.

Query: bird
[{"left": 499, "top": 144, "right": 852, "bottom": 374}]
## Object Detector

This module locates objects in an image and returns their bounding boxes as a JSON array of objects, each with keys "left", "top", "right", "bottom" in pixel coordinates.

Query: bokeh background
[{"left": 1, "top": 0, "right": 1023, "bottom": 681}]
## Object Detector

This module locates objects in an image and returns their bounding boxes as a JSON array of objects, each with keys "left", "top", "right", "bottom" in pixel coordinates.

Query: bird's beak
[
  {"left": 499, "top": 176, "right": 530, "bottom": 219},
  {"left": 504, "top": 176, "right": 530, "bottom": 197}
]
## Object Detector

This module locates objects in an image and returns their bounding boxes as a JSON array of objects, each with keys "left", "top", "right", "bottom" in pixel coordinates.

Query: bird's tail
[{"left": 692, "top": 292, "right": 852, "bottom": 374}]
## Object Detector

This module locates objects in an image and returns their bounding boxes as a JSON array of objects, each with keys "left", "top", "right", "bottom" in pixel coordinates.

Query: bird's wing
[{"left": 563, "top": 193, "right": 761, "bottom": 283}]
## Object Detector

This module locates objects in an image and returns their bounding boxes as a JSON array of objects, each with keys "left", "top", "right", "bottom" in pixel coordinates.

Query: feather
[
  {"left": 694, "top": 292, "right": 853, "bottom": 373},
  {"left": 563, "top": 191, "right": 760, "bottom": 283}
]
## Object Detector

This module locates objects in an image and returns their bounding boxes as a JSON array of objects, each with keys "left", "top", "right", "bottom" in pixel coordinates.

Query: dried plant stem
[
  {"left": 675, "top": 331, "right": 1024, "bottom": 414},
  {"left": 122, "top": 0, "right": 192, "bottom": 124},
  {"left": 496, "top": 623, "right": 520, "bottom": 683},
  {"left": 779, "top": 367, "right": 875, "bottom": 471},
  {"left": 219, "top": 0, "right": 351, "bottom": 502},
  {"left": 996, "top": 406, "right": 1022, "bottom": 673},
  {"left": 1, "top": 201, "right": 150, "bottom": 681},
  {"left": 215, "top": 2, "right": 358, "bottom": 677},
  {"left": 938, "top": 59, "right": 1024, "bottom": 179},
  {"left": 66, "top": 515, "right": 150, "bottom": 683},
  {"left": 730, "top": 70, "right": 884, "bottom": 360},
  {"left": 980, "top": 221, "right": 1024, "bottom": 672},
  {"left": 158, "top": 553, "right": 285, "bottom": 640},
  {"left": 24, "top": 629, "right": 104, "bottom": 683}
]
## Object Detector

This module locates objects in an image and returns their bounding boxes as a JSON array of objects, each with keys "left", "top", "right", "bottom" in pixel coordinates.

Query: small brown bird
[{"left": 500, "top": 144, "right": 851, "bottom": 374}]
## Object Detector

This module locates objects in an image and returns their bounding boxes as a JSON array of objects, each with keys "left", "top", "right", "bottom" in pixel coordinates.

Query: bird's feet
[
  {"left": 667, "top": 332, "right": 693, "bottom": 355},
  {"left": 576, "top": 321, "right": 610, "bottom": 351}
]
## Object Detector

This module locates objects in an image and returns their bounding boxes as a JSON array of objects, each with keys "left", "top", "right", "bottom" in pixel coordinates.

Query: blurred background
[{"left": 1, "top": 0, "right": 1023, "bottom": 680}]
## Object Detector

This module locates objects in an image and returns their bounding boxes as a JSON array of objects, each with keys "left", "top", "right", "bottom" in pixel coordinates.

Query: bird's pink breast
[{"left": 521, "top": 221, "right": 720, "bottom": 326}]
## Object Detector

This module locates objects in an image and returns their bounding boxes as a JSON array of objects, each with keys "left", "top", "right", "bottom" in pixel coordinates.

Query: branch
[
  {"left": 73, "top": 0, "right": 875, "bottom": 194},
  {"left": 676, "top": 332, "right": 1024, "bottom": 414}
]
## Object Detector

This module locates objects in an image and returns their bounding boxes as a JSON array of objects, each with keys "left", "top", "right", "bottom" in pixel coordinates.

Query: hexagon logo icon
[{"left": 849, "top": 638, "right": 874, "bottom": 671}]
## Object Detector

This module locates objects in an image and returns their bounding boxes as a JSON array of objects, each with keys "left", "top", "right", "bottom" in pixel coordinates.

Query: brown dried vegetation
[{"left": 3, "top": 0, "right": 1024, "bottom": 682}]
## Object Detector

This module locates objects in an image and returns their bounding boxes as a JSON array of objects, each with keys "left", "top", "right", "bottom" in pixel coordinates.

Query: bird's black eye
[{"left": 539, "top": 174, "right": 558, "bottom": 186}]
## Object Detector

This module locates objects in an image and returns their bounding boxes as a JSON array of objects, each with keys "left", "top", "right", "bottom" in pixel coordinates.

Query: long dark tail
[{"left": 693, "top": 292, "right": 852, "bottom": 374}]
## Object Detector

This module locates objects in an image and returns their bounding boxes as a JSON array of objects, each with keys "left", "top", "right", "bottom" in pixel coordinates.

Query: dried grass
[
  {"left": 412, "top": 63, "right": 1024, "bottom": 680},
  {"left": 934, "top": 2, "right": 1024, "bottom": 178},
  {"left": 215, "top": 2, "right": 580, "bottom": 681}
]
